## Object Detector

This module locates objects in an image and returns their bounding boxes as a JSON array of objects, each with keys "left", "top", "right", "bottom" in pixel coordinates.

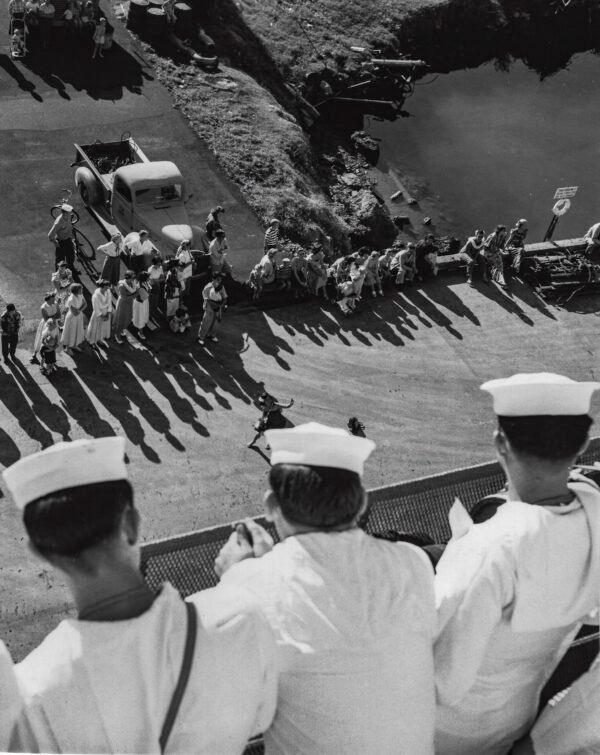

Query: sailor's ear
[
  {"left": 263, "top": 490, "right": 278, "bottom": 521},
  {"left": 494, "top": 427, "right": 509, "bottom": 459},
  {"left": 122, "top": 505, "right": 140, "bottom": 546}
]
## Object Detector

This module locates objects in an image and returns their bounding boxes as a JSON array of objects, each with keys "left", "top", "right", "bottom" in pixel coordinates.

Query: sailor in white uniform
[
  {"left": 512, "top": 654, "right": 600, "bottom": 755},
  {"left": 3, "top": 437, "right": 278, "bottom": 754},
  {"left": 0, "top": 640, "right": 22, "bottom": 750},
  {"left": 434, "top": 373, "right": 600, "bottom": 755},
  {"left": 213, "top": 422, "right": 437, "bottom": 755}
]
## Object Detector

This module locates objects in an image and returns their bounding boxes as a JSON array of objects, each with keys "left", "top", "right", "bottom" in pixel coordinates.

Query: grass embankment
[{"left": 137, "top": 0, "right": 600, "bottom": 254}]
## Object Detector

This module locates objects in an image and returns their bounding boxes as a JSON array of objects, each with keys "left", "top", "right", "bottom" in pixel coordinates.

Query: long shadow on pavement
[{"left": 0, "top": 365, "right": 54, "bottom": 449}]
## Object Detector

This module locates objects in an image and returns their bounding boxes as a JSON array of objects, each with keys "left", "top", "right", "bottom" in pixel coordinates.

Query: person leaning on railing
[
  {"left": 434, "top": 373, "right": 600, "bottom": 755},
  {"left": 2, "top": 438, "right": 278, "bottom": 754},
  {"left": 213, "top": 422, "right": 438, "bottom": 755}
]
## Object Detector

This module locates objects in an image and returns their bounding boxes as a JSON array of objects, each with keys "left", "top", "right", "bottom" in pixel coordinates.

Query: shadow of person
[
  {"left": 119, "top": 350, "right": 209, "bottom": 440},
  {"left": 0, "top": 371, "right": 54, "bottom": 449},
  {"left": 74, "top": 358, "right": 161, "bottom": 462},
  {"left": 0, "top": 427, "right": 21, "bottom": 466},
  {"left": 473, "top": 279, "right": 535, "bottom": 326},
  {"left": 508, "top": 278, "right": 557, "bottom": 320},
  {"left": 402, "top": 288, "right": 464, "bottom": 340},
  {"left": 45, "top": 367, "right": 115, "bottom": 438},
  {"left": 9, "top": 359, "right": 72, "bottom": 441},
  {"left": 0, "top": 54, "right": 43, "bottom": 101},
  {"left": 423, "top": 276, "right": 481, "bottom": 326}
]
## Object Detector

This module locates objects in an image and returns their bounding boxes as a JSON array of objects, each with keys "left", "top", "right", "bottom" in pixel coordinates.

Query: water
[{"left": 370, "top": 52, "right": 600, "bottom": 242}]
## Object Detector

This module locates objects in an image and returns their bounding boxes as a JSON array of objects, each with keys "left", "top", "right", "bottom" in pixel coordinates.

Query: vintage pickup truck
[{"left": 72, "top": 135, "right": 207, "bottom": 254}]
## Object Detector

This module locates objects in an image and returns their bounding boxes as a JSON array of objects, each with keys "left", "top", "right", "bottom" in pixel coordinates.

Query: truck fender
[
  {"left": 191, "top": 224, "right": 210, "bottom": 253},
  {"left": 75, "top": 167, "right": 100, "bottom": 208}
]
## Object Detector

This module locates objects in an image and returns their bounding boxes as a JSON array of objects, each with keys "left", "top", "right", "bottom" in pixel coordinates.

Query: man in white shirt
[
  {"left": 4, "top": 437, "right": 278, "bottom": 754},
  {"left": 434, "top": 373, "right": 600, "bottom": 755},
  {"left": 213, "top": 422, "right": 437, "bottom": 755},
  {"left": 198, "top": 275, "right": 227, "bottom": 346},
  {"left": 208, "top": 230, "right": 232, "bottom": 277},
  {"left": 124, "top": 229, "right": 154, "bottom": 273}
]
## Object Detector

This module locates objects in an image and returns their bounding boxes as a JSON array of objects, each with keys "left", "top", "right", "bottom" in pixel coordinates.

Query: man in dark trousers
[
  {"left": 247, "top": 390, "right": 294, "bottom": 448},
  {"left": 1, "top": 303, "right": 22, "bottom": 362},
  {"left": 48, "top": 204, "right": 76, "bottom": 271}
]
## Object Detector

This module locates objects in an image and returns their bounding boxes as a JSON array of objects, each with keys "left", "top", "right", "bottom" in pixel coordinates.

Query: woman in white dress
[
  {"left": 132, "top": 271, "right": 150, "bottom": 340},
  {"left": 60, "top": 283, "right": 86, "bottom": 354},
  {"left": 31, "top": 291, "right": 60, "bottom": 363},
  {"left": 86, "top": 279, "right": 113, "bottom": 348}
]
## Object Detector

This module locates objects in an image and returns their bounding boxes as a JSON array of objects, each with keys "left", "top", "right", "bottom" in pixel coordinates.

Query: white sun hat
[
  {"left": 265, "top": 422, "right": 376, "bottom": 475},
  {"left": 3, "top": 437, "right": 127, "bottom": 510},
  {"left": 480, "top": 373, "right": 600, "bottom": 417}
]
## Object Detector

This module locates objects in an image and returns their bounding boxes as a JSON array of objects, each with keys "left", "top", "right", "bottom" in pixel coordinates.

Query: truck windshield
[{"left": 135, "top": 184, "right": 183, "bottom": 204}]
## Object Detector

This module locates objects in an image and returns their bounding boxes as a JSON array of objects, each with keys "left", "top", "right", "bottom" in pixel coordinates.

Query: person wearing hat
[
  {"left": 48, "top": 204, "right": 76, "bottom": 271},
  {"left": 3, "top": 438, "right": 278, "bottom": 754},
  {"left": 434, "top": 373, "right": 600, "bottom": 755},
  {"left": 206, "top": 206, "right": 225, "bottom": 241},
  {"left": 97, "top": 232, "right": 124, "bottom": 289},
  {"left": 390, "top": 242, "right": 416, "bottom": 287},
  {"left": 86, "top": 278, "right": 113, "bottom": 348},
  {"left": 214, "top": 422, "right": 437, "bottom": 754},
  {"left": 30, "top": 291, "right": 60, "bottom": 364},
  {"left": 364, "top": 249, "right": 383, "bottom": 297}
]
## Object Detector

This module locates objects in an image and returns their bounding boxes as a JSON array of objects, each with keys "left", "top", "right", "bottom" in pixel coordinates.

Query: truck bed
[{"left": 73, "top": 138, "right": 148, "bottom": 180}]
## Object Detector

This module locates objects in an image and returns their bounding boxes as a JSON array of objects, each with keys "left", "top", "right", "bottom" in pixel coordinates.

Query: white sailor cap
[
  {"left": 60, "top": 203, "right": 73, "bottom": 213},
  {"left": 265, "top": 422, "right": 376, "bottom": 475},
  {"left": 480, "top": 373, "right": 600, "bottom": 417},
  {"left": 2, "top": 437, "right": 127, "bottom": 510}
]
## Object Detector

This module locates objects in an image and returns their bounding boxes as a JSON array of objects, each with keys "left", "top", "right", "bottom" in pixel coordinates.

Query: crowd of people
[
  {"left": 0, "top": 372, "right": 599, "bottom": 754},
  {"left": 247, "top": 218, "right": 537, "bottom": 315},
  {"left": 8, "top": 0, "right": 113, "bottom": 57}
]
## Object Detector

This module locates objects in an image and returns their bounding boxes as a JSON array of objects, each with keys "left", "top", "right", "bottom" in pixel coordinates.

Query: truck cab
[{"left": 110, "top": 162, "right": 193, "bottom": 252}]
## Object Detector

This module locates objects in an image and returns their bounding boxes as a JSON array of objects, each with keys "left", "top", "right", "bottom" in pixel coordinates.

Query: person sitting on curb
[
  {"left": 391, "top": 242, "right": 416, "bottom": 286},
  {"left": 459, "top": 229, "right": 485, "bottom": 287}
]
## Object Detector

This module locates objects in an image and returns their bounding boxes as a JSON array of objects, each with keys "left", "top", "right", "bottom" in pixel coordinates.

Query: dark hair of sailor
[
  {"left": 498, "top": 414, "right": 593, "bottom": 462},
  {"left": 269, "top": 464, "right": 363, "bottom": 529},
  {"left": 23, "top": 479, "right": 133, "bottom": 557}
]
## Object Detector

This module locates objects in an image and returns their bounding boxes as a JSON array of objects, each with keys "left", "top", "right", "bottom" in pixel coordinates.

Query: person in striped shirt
[{"left": 263, "top": 218, "right": 280, "bottom": 252}]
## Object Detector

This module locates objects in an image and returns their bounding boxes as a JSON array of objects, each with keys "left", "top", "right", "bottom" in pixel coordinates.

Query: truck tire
[{"left": 75, "top": 167, "right": 100, "bottom": 208}]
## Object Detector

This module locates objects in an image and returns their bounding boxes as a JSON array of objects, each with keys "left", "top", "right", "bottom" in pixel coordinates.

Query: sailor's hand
[
  {"left": 241, "top": 518, "right": 274, "bottom": 557},
  {"left": 214, "top": 528, "right": 254, "bottom": 577}
]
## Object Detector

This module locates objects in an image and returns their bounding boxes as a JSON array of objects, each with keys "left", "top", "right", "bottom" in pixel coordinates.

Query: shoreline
[{"left": 118, "top": 0, "right": 600, "bottom": 254}]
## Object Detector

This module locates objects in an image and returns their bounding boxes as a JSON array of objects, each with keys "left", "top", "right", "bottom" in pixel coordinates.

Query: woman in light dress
[
  {"left": 31, "top": 291, "right": 60, "bottom": 363},
  {"left": 86, "top": 279, "right": 113, "bottom": 348},
  {"left": 147, "top": 255, "right": 164, "bottom": 320},
  {"left": 51, "top": 262, "right": 73, "bottom": 323},
  {"left": 113, "top": 271, "right": 138, "bottom": 343},
  {"left": 132, "top": 271, "right": 150, "bottom": 340},
  {"left": 60, "top": 283, "right": 86, "bottom": 354}
]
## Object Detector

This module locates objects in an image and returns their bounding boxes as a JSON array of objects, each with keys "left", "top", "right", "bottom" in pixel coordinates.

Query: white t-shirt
[
  {"left": 125, "top": 232, "right": 154, "bottom": 257},
  {"left": 434, "top": 479, "right": 600, "bottom": 755},
  {"left": 13, "top": 583, "right": 278, "bottom": 754},
  {"left": 218, "top": 528, "right": 437, "bottom": 755}
]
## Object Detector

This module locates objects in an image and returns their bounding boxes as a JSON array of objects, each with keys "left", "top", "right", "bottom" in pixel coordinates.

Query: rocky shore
[{"left": 129, "top": 0, "right": 600, "bottom": 256}]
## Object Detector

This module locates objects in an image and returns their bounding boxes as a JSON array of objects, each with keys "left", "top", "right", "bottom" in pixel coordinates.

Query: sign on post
[{"left": 554, "top": 186, "right": 578, "bottom": 200}]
